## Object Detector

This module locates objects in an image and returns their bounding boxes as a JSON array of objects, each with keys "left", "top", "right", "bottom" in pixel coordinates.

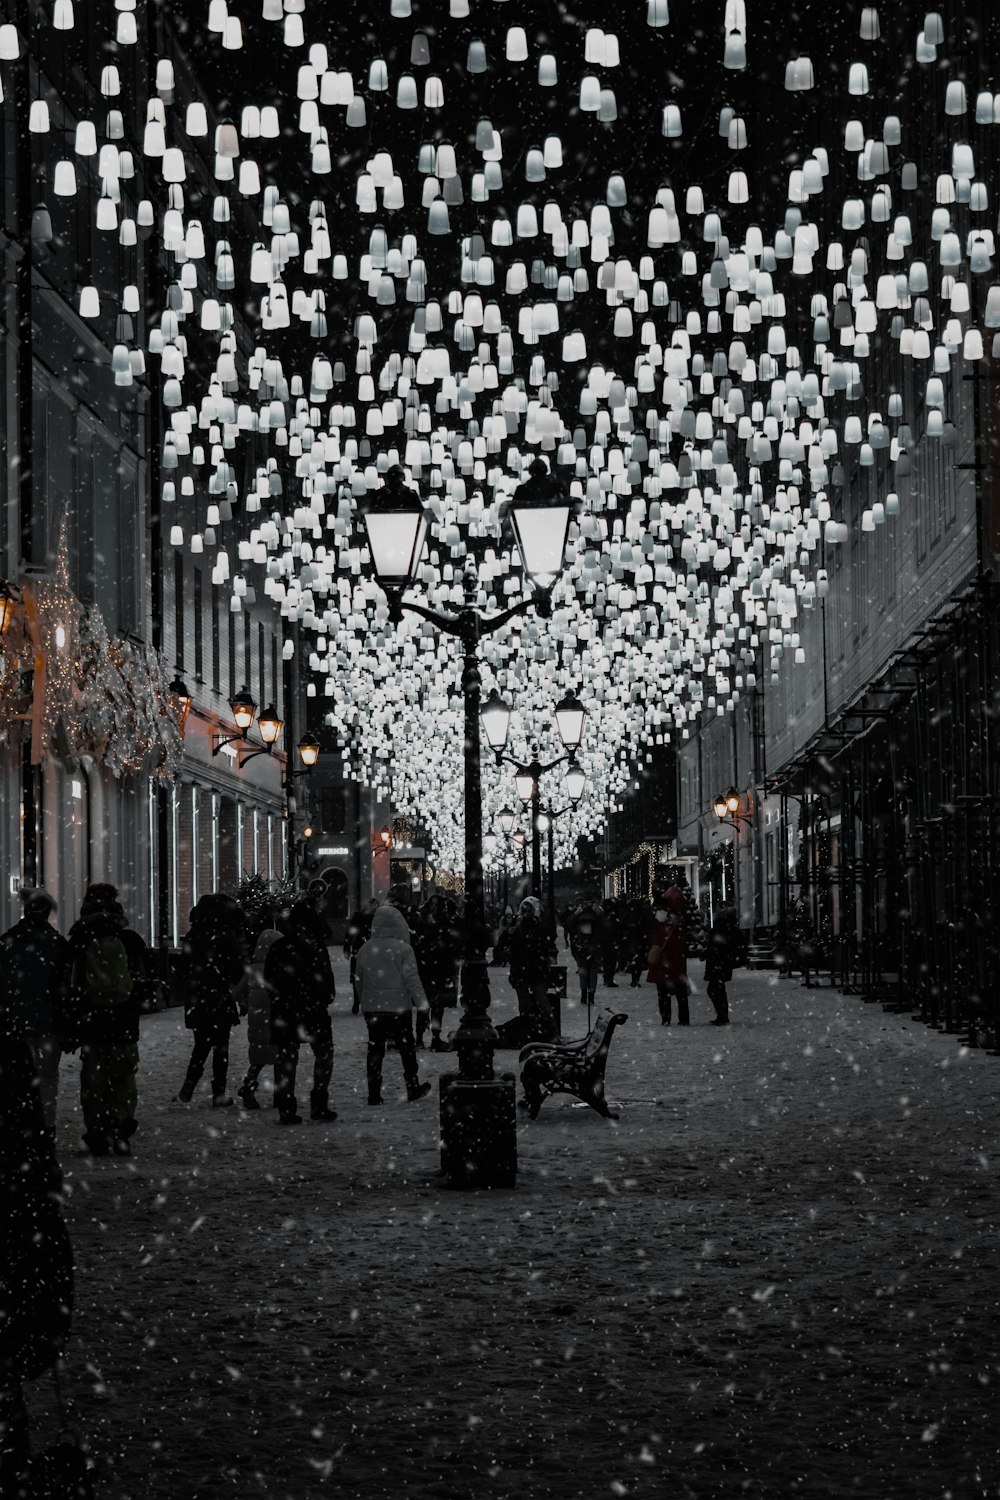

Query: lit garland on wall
[{"left": 0, "top": 530, "right": 183, "bottom": 779}]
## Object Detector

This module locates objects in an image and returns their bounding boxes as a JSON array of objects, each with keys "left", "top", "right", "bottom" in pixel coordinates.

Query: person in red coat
[{"left": 646, "top": 886, "right": 690, "bottom": 1025}]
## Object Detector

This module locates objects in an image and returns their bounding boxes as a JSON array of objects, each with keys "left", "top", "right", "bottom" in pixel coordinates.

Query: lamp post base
[
  {"left": 439, "top": 1074, "right": 517, "bottom": 1189},
  {"left": 454, "top": 957, "right": 497, "bottom": 1080}
]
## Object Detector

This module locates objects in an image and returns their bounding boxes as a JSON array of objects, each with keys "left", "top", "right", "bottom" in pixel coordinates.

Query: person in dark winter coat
[
  {"left": 704, "top": 906, "right": 740, "bottom": 1025},
  {"left": 176, "top": 893, "right": 247, "bottom": 1109},
  {"left": 598, "top": 899, "right": 619, "bottom": 987},
  {"left": 508, "top": 897, "right": 557, "bottom": 1041},
  {"left": 646, "top": 886, "right": 690, "bottom": 1025},
  {"left": 66, "top": 888, "right": 147, "bottom": 1155},
  {"left": 566, "top": 900, "right": 603, "bottom": 1008},
  {"left": 234, "top": 905, "right": 283, "bottom": 1109},
  {"left": 264, "top": 902, "right": 337, "bottom": 1124},
  {"left": 412, "top": 893, "right": 459, "bottom": 1051},
  {"left": 344, "top": 899, "right": 378, "bottom": 1012},
  {"left": 0, "top": 1038, "right": 74, "bottom": 1493},
  {"left": 624, "top": 897, "right": 655, "bottom": 987},
  {"left": 0, "top": 890, "right": 71, "bottom": 1129},
  {"left": 354, "top": 903, "right": 431, "bottom": 1105}
]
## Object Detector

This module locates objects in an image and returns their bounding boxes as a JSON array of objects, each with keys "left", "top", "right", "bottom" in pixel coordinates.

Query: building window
[
  {"left": 319, "top": 786, "right": 347, "bottom": 834},
  {"left": 174, "top": 553, "right": 185, "bottom": 670},
  {"left": 193, "top": 568, "right": 204, "bottom": 680},
  {"left": 212, "top": 602, "right": 221, "bottom": 693},
  {"left": 227, "top": 604, "right": 236, "bottom": 699}
]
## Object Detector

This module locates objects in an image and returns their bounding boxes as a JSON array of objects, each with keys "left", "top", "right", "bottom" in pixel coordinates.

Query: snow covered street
[{"left": 28, "top": 955, "right": 1000, "bottom": 1499}]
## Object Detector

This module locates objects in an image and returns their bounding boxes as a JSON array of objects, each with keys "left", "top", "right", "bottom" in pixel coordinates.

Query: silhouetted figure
[
  {"left": 265, "top": 902, "right": 337, "bottom": 1124},
  {"left": 647, "top": 887, "right": 690, "bottom": 1025},
  {"left": 508, "top": 897, "right": 557, "bottom": 1041},
  {"left": 413, "top": 893, "right": 459, "bottom": 1051},
  {"left": 0, "top": 1038, "right": 74, "bottom": 1492},
  {"left": 0, "top": 890, "right": 71, "bottom": 1129},
  {"left": 344, "top": 899, "right": 378, "bottom": 1013},
  {"left": 176, "top": 893, "right": 247, "bottom": 1109},
  {"left": 235, "top": 905, "right": 283, "bottom": 1108},
  {"left": 567, "top": 900, "right": 603, "bottom": 1008},
  {"left": 705, "top": 906, "right": 740, "bottom": 1026},
  {"left": 66, "top": 886, "right": 146, "bottom": 1155}
]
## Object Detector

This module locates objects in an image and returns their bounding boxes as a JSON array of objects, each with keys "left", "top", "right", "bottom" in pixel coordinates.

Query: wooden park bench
[{"left": 518, "top": 1008, "right": 628, "bottom": 1121}]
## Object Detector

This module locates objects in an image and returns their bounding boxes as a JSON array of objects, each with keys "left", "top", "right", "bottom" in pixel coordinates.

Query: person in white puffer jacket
[{"left": 355, "top": 904, "right": 431, "bottom": 1105}]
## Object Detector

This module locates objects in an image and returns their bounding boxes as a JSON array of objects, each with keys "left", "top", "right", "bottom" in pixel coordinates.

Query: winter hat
[
  {"left": 664, "top": 887, "right": 686, "bottom": 912},
  {"left": 518, "top": 897, "right": 541, "bottom": 918},
  {"left": 21, "top": 888, "right": 56, "bottom": 918},
  {"left": 370, "top": 904, "right": 412, "bottom": 944}
]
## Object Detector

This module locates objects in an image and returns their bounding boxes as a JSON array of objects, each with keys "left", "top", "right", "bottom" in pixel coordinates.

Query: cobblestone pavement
[{"left": 27, "top": 956, "right": 1000, "bottom": 1500}]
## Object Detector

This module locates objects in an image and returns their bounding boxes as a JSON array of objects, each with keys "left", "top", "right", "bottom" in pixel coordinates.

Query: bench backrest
[{"left": 580, "top": 1009, "right": 627, "bottom": 1065}]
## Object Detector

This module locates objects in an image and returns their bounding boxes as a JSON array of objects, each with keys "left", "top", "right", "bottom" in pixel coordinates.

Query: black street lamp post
[
  {"left": 359, "top": 461, "right": 574, "bottom": 1087},
  {"left": 538, "top": 767, "right": 588, "bottom": 931}
]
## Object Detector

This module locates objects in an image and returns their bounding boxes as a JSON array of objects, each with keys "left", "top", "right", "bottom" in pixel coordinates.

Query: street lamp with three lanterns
[
  {"left": 358, "top": 457, "right": 576, "bottom": 1081},
  {"left": 484, "top": 687, "right": 588, "bottom": 904}
]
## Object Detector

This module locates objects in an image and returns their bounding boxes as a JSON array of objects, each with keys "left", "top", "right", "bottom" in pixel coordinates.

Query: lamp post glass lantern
[
  {"left": 515, "top": 772, "right": 536, "bottom": 805},
  {"left": 361, "top": 467, "right": 428, "bottom": 592},
  {"left": 554, "top": 691, "right": 587, "bottom": 753},
  {"left": 256, "top": 704, "right": 283, "bottom": 746},
  {"left": 480, "top": 689, "right": 512, "bottom": 755},
  {"left": 231, "top": 686, "right": 257, "bottom": 733},
  {"left": 297, "top": 732, "right": 321, "bottom": 768},
  {"left": 506, "top": 459, "right": 574, "bottom": 596}
]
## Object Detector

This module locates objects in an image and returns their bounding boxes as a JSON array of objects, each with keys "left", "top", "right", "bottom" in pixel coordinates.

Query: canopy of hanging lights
[{"left": 15, "top": 2, "right": 998, "bottom": 871}]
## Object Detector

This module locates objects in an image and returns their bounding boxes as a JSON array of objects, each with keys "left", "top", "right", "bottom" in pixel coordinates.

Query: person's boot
[
  {"left": 175, "top": 1070, "right": 198, "bottom": 1103},
  {"left": 430, "top": 1034, "right": 452, "bottom": 1052},
  {"left": 406, "top": 1080, "right": 431, "bottom": 1102},
  {"left": 238, "top": 1073, "right": 260, "bottom": 1109},
  {"left": 83, "top": 1130, "right": 111, "bottom": 1156},
  {"left": 310, "top": 1087, "right": 338, "bottom": 1122},
  {"left": 587, "top": 989, "right": 597, "bottom": 1010},
  {"left": 278, "top": 1094, "right": 302, "bottom": 1125}
]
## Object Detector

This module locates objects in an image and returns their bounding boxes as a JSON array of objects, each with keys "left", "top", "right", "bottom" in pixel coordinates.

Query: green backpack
[{"left": 84, "top": 934, "right": 133, "bottom": 1007}]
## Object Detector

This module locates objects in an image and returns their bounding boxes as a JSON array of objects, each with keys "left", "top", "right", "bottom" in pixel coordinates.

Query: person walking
[
  {"left": 508, "top": 897, "right": 558, "bottom": 1041},
  {"left": 66, "top": 885, "right": 145, "bottom": 1154},
  {"left": 493, "top": 904, "right": 515, "bottom": 966},
  {"left": 567, "top": 899, "right": 603, "bottom": 1009},
  {"left": 0, "top": 890, "right": 71, "bottom": 1131},
  {"left": 704, "top": 906, "right": 740, "bottom": 1026},
  {"left": 0, "top": 1035, "right": 74, "bottom": 1493},
  {"left": 354, "top": 904, "right": 431, "bottom": 1106},
  {"left": 344, "top": 898, "right": 378, "bottom": 1014},
  {"left": 597, "top": 899, "right": 620, "bottom": 988},
  {"left": 413, "top": 893, "right": 458, "bottom": 1052},
  {"left": 176, "top": 893, "right": 246, "bottom": 1108},
  {"left": 646, "top": 886, "right": 690, "bottom": 1026},
  {"left": 264, "top": 902, "right": 337, "bottom": 1125},
  {"left": 235, "top": 904, "right": 284, "bottom": 1109}
]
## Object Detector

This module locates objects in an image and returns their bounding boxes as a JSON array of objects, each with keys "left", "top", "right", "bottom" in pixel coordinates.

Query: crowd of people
[{"left": 0, "top": 873, "right": 742, "bottom": 1158}]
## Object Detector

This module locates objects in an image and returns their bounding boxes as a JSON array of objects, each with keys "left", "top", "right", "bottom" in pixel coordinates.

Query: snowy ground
[{"left": 25, "top": 954, "right": 1000, "bottom": 1499}]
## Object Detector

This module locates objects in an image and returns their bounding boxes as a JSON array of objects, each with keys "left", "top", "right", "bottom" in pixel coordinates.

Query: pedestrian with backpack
[
  {"left": 66, "top": 885, "right": 143, "bottom": 1156},
  {"left": 176, "top": 893, "right": 247, "bottom": 1109}
]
